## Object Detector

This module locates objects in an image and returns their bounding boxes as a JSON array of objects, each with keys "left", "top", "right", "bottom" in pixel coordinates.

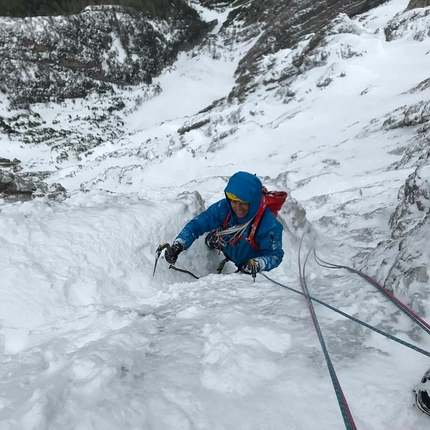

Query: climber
[{"left": 161, "top": 171, "right": 284, "bottom": 275}]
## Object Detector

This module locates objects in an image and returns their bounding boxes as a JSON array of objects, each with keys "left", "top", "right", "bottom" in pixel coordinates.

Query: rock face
[
  {"left": 385, "top": 4, "right": 430, "bottom": 41},
  {"left": 223, "top": 0, "right": 388, "bottom": 98},
  {"left": 0, "top": 0, "right": 429, "bottom": 305},
  {"left": 390, "top": 164, "right": 430, "bottom": 240},
  {"left": 0, "top": 4, "right": 210, "bottom": 107},
  {"left": 361, "top": 162, "right": 430, "bottom": 314},
  {"left": 407, "top": 0, "right": 430, "bottom": 9},
  {"left": 0, "top": 159, "right": 67, "bottom": 202},
  {"left": 360, "top": 3, "right": 430, "bottom": 309}
]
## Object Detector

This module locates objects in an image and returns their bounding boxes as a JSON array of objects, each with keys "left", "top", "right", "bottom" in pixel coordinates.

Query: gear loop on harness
[{"left": 214, "top": 217, "right": 254, "bottom": 248}]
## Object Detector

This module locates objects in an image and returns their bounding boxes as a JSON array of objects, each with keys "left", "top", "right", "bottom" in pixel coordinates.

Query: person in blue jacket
[{"left": 164, "top": 171, "right": 284, "bottom": 274}]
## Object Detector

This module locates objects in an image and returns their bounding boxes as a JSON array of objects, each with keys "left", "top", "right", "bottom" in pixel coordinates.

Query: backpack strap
[
  {"left": 222, "top": 211, "right": 230, "bottom": 229},
  {"left": 247, "top": 197, "right": 267, "bottom": 250}
]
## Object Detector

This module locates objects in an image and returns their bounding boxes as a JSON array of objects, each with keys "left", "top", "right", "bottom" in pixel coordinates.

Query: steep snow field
[{"left": 1, "top": 0, "right": 430, "bottom": 428}]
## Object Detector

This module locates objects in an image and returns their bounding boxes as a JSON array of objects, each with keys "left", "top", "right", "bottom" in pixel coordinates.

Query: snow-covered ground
[{"left": 1, "top": 0, "right": 430, "bottom": 428}]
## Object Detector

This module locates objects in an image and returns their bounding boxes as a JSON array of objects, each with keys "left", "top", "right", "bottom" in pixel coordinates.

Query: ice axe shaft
[
  {"left": 250, "top": 259, "right": 257, "bottom": 282},
  {"left": 153, "top": 243, "right": 170, "bottom": 276}
]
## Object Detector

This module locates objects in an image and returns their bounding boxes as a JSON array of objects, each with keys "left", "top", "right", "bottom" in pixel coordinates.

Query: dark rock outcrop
[
  {"left": 406, "top": 0, "right": 430, "bottom": 10},
  {"left": 0, "top": 168, "right": 67, "bottom": 202},
  {"left": 0, "top": 4, "right": 211, "bottom": 108},
  {"left": 361, "top": 161, "right": 430, "bottom": 314},
  {"left": 0, "top": 157, "right": 21, "bottom": 170},
  {"left": 352, "top": 2, "right": 430, "bottom": 305},
  {"left": 385, "top": 3, "right": 430, "bottom": 41},
  {"left": 223, "top": 0, "right": 388, "bottom": 99},
  {"left": 360, "top": 91, "right": 430, "bottom": 309}
]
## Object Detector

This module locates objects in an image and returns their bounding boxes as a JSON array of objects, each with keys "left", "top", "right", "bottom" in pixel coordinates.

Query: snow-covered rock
[
  {"left": 0, "top": 4, "right": 210, "bottom": 108},
  {"left": 224, "top": 0, "right": 388, "bottom": 99},
  {"left": 386, "top": 3, "right": 430, "bottom": 41}
]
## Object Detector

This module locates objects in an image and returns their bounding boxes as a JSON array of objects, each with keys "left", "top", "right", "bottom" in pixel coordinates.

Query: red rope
[{"left": 313, "top": 251, "right": 430, "bottom": 334}]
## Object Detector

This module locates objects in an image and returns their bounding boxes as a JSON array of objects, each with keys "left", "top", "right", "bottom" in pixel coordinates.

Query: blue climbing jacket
[{"left": 175, "top": 172, "right": 284, "bottom": 271}]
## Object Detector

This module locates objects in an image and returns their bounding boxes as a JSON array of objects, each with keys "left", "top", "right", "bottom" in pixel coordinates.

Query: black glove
[
  {"left": 205, "top": 231, "right": 218, "bottom": 250},
  {"left": 240, "top": 259, "right": 262, "bottom": 277},
  {"left": 164, "top": 241, "right": 184, "bottom": 264}
]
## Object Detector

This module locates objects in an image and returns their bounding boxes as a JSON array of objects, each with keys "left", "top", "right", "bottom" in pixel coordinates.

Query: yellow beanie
[{"left": 226, "top": 192, "right": 247, "bottom": 203}]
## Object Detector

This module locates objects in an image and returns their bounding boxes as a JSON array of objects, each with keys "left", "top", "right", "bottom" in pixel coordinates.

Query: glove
[
  {"left": 205, "top": 231, "right": 218, "bottom": 250},
  {"left": 164, "top": 241, "right": 184, "bottom": 264},
  {"left": 240, "top": 259, "right": 262, "bottom": 277}
]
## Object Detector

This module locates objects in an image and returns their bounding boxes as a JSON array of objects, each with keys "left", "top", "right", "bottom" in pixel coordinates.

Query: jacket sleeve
[
  {"left": 255, "top": 216, "right": 284, "bottom": 272},
  {"left": 175, "top": 200, "right": 229, "bottom": 250}
]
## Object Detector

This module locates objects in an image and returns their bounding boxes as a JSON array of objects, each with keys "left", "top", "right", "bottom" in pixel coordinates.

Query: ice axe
[
  {"left": 153, "top": 243, "right": 200, "bottom": 280},
  {"left": 153, "top": 242, "right": 170, "bottom": 276}
]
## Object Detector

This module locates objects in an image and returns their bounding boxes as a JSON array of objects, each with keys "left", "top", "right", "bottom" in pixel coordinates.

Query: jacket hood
[{"left": 224, "top": 171, "right": 262, "bottom": 222}]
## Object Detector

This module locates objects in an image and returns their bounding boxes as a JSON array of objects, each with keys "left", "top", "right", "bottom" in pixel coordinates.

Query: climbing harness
[{"left": 215, "top": 218, "right": 254, "bottom": 247}]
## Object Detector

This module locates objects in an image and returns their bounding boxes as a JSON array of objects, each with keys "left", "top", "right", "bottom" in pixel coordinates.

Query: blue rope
[
  {"left": 261, "top": 273, "right": 430, "bottom": 359},
  {"left": 313, "top": 250, "right": 430, "bottom": 337},
  {"left": 299, "top": 244, "right": 357, "bottom": 429}
]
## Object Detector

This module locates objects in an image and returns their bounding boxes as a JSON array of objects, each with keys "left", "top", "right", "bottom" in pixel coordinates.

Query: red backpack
[{"left": 222, "top": 186, "right": 288, "bottom": 250}]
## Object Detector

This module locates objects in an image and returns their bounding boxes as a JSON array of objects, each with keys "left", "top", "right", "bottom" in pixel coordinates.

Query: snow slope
[{"left": 1, "top": 0, "right": 430, "bottom": 428}]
